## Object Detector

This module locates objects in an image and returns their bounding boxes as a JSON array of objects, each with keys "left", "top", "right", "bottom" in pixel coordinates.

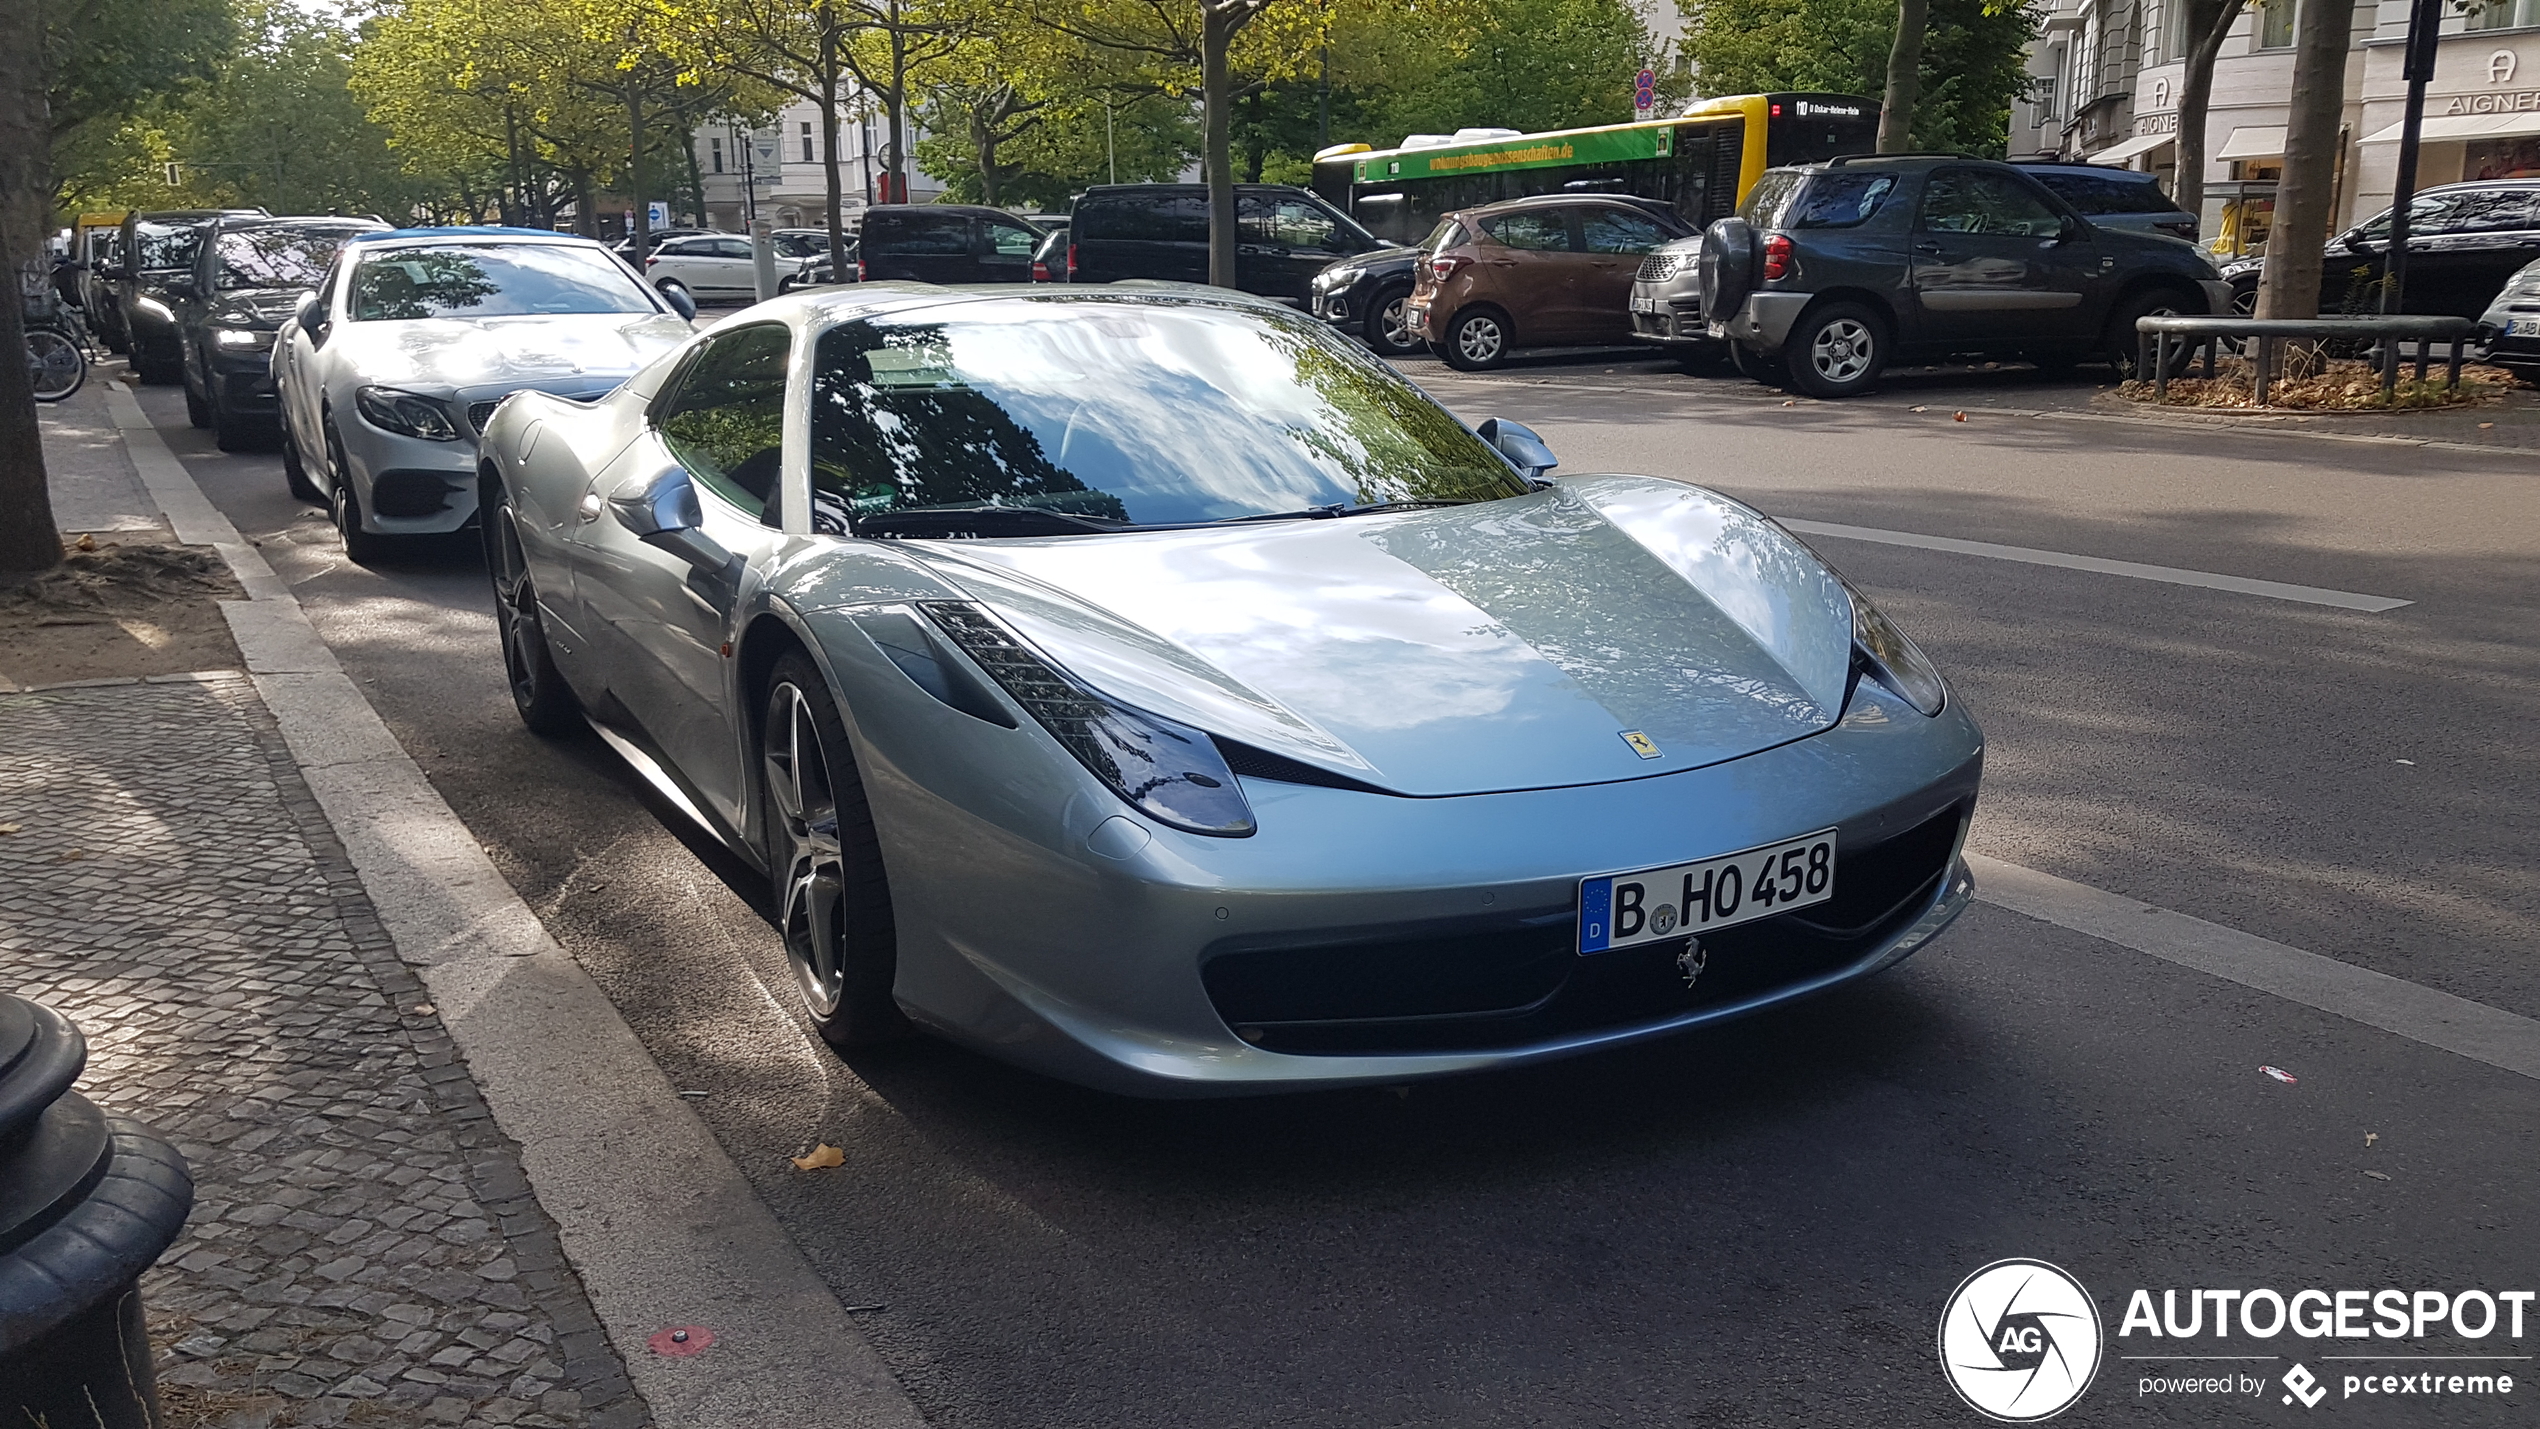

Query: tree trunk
[
  {"left": 628, "top": 89, "right": 649, "bottom": 253},
  {"left": 2172, "top": 0, "right": 2244, "bottom": 235},
  {"left": 1203, "top": 2, "right": 1239, "bottom": 286},
  {"left": 679, "top": 112, "right": 707, "bottom": 227},
  {"left": 819, "top": 50, "right": 848, "bottom": 273},
  {"left": 2257, "top": 0, "right": 2357, "bottom": 319},
  {"left": 1877, "top": 0, "right": 1930, "bottom": 152},
  {"left": 0, "top": 0, "right": 60, "bottom": 576}
]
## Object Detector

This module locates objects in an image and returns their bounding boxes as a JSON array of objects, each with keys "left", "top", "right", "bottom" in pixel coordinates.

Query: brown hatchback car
[{"left": 1407, "top": 195, "right": 1692, "bottom": 370}]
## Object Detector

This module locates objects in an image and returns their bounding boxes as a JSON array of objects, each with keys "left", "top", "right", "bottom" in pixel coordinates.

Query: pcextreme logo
[{"left": 1939, "top": 1259, "right": 2105, "bottom": 1422}]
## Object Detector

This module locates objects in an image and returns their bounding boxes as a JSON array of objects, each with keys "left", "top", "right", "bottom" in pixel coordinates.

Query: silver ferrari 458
[{"left": 476, "top": 284, "right": 1983, "bottom": 1096}]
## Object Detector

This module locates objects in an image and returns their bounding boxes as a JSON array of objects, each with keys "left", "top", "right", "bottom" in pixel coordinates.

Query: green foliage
[
  {"left": 1681, "top": 0, "right": 2035, "bottom": 154},
  {"left": 1349, "top": 0, "right": 1654, "bottom": 143},
  {"left": 44, "top": 0, "right": 238, "bottom": 142},
  {"left": 917, "top": 95, "right": 1200, "bottom": 208}
]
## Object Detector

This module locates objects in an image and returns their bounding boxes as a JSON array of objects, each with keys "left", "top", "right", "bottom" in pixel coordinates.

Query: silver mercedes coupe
[{"left": 476, "top": 284, "right": 1983, "bottom": 1096}]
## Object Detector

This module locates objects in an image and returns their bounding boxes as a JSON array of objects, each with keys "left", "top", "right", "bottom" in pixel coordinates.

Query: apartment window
[
  {"left": 710, "top": 137, "right": 725, "bottom": 174},
  {"left": 2032, "top": 74, "right": 2059, "bottom": 122},
  {"left": 2153, "top": 0, "right": 2187, "bottom": 62},
  {"left": 2467, "top": 0, "right": 2540, "bottom": 31},
  {"left": 800, "top": 121, "right": 814, "bottom": 163},
  {"left": 2256, "top": 0, "right": 2294, "bottom": 49}
]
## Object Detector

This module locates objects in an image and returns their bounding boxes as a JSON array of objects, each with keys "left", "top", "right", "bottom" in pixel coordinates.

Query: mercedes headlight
[
  {"left": 1846, "top": 581, "right": 1946, "bottom": 716},
  {"left": 212, "top": 327, "right": 274, "bottom": 350},
  {"left": 922, "top": 601, "right": 1256, "bottom": 836},
  {"left": 353, "top": 386, "right": 461, "bottom": 442}
]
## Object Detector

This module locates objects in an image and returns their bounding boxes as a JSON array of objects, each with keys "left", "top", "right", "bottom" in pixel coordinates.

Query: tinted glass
[
  {"left": 1919, "top": 169, "right": 2063, "bottom": 237},
  {"left": 655, "top": 324, "right": 789, "bottom": 518},
  {"left": 1486, "top": 211, "right": 1571, "bottom": 251},
  {"left": 773, "top": 233, "right": 826, "bottom": 258},
  {"left": 1738, "top": 170, "right": 1804, "bottom": 226},
  {"left": 1785, "top": 173, "right": 1898, "bottom": 228},
  {"left": 1580, "top": 208, "right": 1666, "bottom": 253},
  {"left": 216, "top": 228, "right": 360, "bottom": 290},
  {"left": 347, "top": 244, "right": 657, "bottom": 320},
  {"left": 1241, "top": 196, "right": 1351, "bottom": 252},
  {"left": 1079, "top": 193, "right": 1207, "bottom": 243},
  {"left": 987, "top": 222, "right": 1038, "bottom": 257},
  {"left": 2446, "top": 188, "right": 2540, "bottom": 232},
  {"left": 2357, "top": 192, "right": 2472, "bottom": 240},
  {"left": 135, "top": 222, "right": 203, "bottom": 272},
  {"left": 876, "top": 215, "right": 972, "bottom": 255},
  {"left": 2028, "top": 170, "right": 2180, "bottom": 215},
  {"left": 808, "top": 298, "right": 1526, "bottom": 531}
]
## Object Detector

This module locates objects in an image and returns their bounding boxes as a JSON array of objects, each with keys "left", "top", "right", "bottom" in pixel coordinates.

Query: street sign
[
  {"left": 751, "top": 130, "right": 781, "bottom": 170},
  {"left": 1634, "top": 68, "right": 1657, "bottom": 121},
  {"left": 647, "top": 201, "right": 669, "bottom": 226}
]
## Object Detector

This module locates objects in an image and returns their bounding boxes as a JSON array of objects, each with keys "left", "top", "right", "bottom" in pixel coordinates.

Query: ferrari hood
[
  {"left": 328, "top": 312, "right": 693, "bottom": 396},
  {"left": 919, "top": 476, "right": 1856, "bottom": 797}
]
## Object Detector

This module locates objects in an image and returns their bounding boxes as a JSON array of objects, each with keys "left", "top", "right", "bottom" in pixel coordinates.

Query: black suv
[
  {"left": 178, "top": 216, "right": 384, "bottom": 449},
  {"left": 859, "top": 205, "right": 1043, "bottom": 283},
  {"left": 1068, "top": 184, "right": 1381, "bottom": 304},
  {"left": 1696, "top": 156, "right": 2229, "bottom": 397},
  {"left": 2219, "top": 179, "right": 2540, "bottom": 322},
  {"left": 110, "top": 208, "right": 266, "bottom": 383}
]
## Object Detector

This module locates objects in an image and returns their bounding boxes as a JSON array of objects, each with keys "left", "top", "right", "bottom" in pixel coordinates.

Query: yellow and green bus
[{"left": 1310, "top": 94, "right": 1880, "bottom": 246}]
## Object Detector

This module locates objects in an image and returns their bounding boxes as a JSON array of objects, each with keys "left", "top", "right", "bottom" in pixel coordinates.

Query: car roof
[
  {"left": 344, "top": 226, "right": 610, "bottom": 248},
  {"left": 1442, "top": 192, "right": 1677, "bottom": 221},
  {"left": 210, "top": 216, "right": 386, "bottom": 233},
  {"left": 778, "top": 281, "right": 1290, "bottom": 328}
]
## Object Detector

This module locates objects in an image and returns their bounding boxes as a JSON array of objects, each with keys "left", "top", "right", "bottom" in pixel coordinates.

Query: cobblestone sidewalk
[{"left": 0, "top": 674, "right": 649, "bottom": 1429}]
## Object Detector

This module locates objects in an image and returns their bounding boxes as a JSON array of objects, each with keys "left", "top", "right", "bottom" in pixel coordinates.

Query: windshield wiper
[
  {"left": 1211, "top": 500, "right": 1469, "bottom": 525},
  {"left": 853, "top": 506, "right": 1132, "bottom": 539}
]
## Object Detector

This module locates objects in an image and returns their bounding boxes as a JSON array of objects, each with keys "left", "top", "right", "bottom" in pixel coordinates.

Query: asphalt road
[{"left": 143, "top": 349, "right": 2539, "bottom": 1427}]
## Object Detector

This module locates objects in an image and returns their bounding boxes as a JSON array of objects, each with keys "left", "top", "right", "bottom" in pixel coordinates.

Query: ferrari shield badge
[{"left": 1620, "top": 730, "right": 1662, "bottom": 760}]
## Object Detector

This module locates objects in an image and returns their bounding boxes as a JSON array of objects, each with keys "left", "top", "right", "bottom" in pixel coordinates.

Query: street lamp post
[{"left": 2380, "top": 0, "right": 2442, "bottom": 315}]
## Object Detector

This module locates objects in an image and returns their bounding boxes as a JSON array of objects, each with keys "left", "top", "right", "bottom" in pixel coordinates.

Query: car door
[
  {"left": 2415, "top": 187, "right": 2540, "bottom": 319},
  {"left": 887, "top": 214, "right": 976, "bottom": 284},
  {"left": 978, "top": 218, "right": 1038, "bottom": 283},
  {"left": 276, "top": 253, "right": 343, "bottom": 466},
  {"left": 1577, "top": 206, "right": 1671, "bottom": 343},
  {"left": 1910, "top": 167, "right": 2097, "bottom": 348},
  {"left": 1477, "top": 208, "right": 1595, "bottom": 342},
  {"left": 1235, "top": 192, "right": 1360, "bottom": 302},
  {"left": 705, "top": 237, "right": 762, "bottom": 296},
  {"left": 568, "top": 321, "right": 791, "bottom": 829}
]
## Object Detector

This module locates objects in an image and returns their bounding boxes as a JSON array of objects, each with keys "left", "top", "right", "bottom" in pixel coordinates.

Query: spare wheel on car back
[{"left": 1699, "top": 218, "right": 1760, "bottom": 326}]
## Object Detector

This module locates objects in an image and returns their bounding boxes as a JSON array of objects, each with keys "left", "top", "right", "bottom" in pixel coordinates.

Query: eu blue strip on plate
[{"left": 1578, "top": 877, "right": 1613, "bottom": 954}]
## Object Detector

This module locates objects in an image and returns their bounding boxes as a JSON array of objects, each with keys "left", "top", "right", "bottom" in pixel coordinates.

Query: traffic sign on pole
[{"left": 1634, "top": 68, "right": 1657, "bottom": 120}]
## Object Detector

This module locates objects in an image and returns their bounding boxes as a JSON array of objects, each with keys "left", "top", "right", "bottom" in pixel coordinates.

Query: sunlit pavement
[{"left": 135, "top": 348, "right": 2539, "bottom": 1427}]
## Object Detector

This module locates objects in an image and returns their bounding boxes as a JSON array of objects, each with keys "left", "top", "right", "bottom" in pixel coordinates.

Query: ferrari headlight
[
  {"left": 921, "top": 601, "right": 1256, "bottom": 837},
  {"left": 1846, "top": 581, "right": 1946, "bottom": 716},
  {"left": 354, "top": 386, "right": 461, "bottom": 442},
  {"left": 213, "top": 327, "right": 274, "bottom": 350}
]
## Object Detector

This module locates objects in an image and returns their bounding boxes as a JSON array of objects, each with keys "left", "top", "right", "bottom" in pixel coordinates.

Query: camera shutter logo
[{"left": 1938, "top": 1259, "right": 2103, "bottom": 1422}]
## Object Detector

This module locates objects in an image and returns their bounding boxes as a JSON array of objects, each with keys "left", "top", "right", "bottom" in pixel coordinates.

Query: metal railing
[{"left": 2135, "top": 314, "right": 2476, "bottom": 406}]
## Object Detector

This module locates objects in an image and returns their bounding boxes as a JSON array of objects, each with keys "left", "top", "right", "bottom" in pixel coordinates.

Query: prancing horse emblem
[{"left": 1676, "top": 939, "right": 1707, "bottom": 988}]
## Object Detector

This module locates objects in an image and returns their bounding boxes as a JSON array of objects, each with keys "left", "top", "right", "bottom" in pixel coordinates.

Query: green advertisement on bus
[{"left": 1353, "top": 125, "right": 1678, "bottom": 184}]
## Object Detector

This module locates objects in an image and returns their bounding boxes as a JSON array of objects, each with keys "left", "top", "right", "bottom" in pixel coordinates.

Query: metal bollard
[
  {"left": 2153, "top": 331, "right": 2170, "bottom": 404},
  {"left": 2448, "top": 337, "right": 2465, "bottom": 391},
  {"left": 751, "top": 216, "right": 779, "bottom": 305},
  {"left": 0, "top": 994, "right": 194, "bottom": 1429},
  {"left": 2254, "top": 335, "right": 2273, "bottom": 407}
]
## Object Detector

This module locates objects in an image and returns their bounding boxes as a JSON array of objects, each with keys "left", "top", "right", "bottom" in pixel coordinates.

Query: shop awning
[
  {"left": 2361, "top": 111, "right": 2540, "bottom": 142},
  {"left": 2087, "top": 133, "right": 2175, "bottom": 164},
  {"left": 2216, "top": 126, "right": 2287, "bottom": 160}
]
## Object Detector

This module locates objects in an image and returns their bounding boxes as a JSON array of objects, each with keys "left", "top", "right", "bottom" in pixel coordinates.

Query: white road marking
[
  {"left": 1969, "top": 853, "right": 2540, "bottom": 1082},
  {"left": 1780, "top": 519, "right": 2413, "bottom": 612}
]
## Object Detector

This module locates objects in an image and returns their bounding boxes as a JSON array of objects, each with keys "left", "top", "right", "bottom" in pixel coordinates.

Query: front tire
[
  {"left": 280, "top": 417, "right": 322, "bottom": 501},
  {"left": 2106, "top": 288, "right": 2200, "bottom": 378},
  {"left": 325, "top": 416, "right": 390, "bottom": 566},
  {"left": 762, "top": 652, "right": 907, "bottom": 1052},
  {"left": 1362, "top": 284, "right": 1423, "bottom": 356},
  {"left": 1786, "top": 302, "right": 1887, "bottom": 399},
  {"left": 484, "top": 481, "right": 581, "bottom": 735},
  {"left": 1438, "top": 305, "right": 1511, "bottom": 371},
  {"left": 183, "top": 364, "right": 213, "bottom": 427}
]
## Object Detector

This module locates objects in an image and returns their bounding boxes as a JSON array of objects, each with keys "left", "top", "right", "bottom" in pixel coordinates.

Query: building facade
[{"left": 692, "top": 98, "right": 942, "bottom": 234}]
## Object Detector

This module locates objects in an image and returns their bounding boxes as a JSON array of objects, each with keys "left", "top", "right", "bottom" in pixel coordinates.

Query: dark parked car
[
  {"left": 2013, "top": 161, "right": 2200, "bottom": 243},
  {"left": 111, "top": 209, "right": 265, "bottom": 383},
  {"left": 2476, "top": 253, "right": 2540, "bottom": 382},
  {"left": 780, "top": 240, "right": 860, "bottom": 293},
  {"left": 177, "top": 216, "right": 384, "bottom": 449},
  {"left": 1406, "top": 195, "right": 1696, "bottom": 370},
  {"left": 1067, "top": 184, "right": 1381, "bottom": 304},
  {"left": 858, "top": 204, "right": 1042, "bottom": 284},
  {"left": 1687, "top": 156, "right": 2229, "bottom": 397},
  {"left": 2220, "top": 179, "right": 2540, "bottom": 323},
  {"left": 1327, "top": 194, "right": 1687, "bottom": 358}
]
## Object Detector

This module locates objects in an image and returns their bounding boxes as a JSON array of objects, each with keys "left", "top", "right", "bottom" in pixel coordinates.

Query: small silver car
[
  {"left": 1628, "top": 234, "right": 1713, "bottom": 360},
  {"left": 477, "top": 284, "right": 1984, "bottom": 1096},
  {"left": 272, "top": 228, "right": 696, "bottom": 562}
]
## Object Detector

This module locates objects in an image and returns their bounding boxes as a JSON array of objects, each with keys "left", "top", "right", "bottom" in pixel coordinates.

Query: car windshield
[
  {"left": 808, "top": 296, "right": 1528, "bottom": 533},
  {"left": 217, "top": 228, "right": 356, "bottom": 290},
  {"left": 135, "top": 223, "right": 202, "bottom": 272},
  {"left": 347, "top": 244, "right": 656, "bottom": 320}
]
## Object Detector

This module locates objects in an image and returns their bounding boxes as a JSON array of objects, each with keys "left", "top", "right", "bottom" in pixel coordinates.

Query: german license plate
[
  {"left": 1631, "top": 296, "right": 1662, "bottom": 314},
  {"left": 2510, "top": 318, "right": 2540, "bottom": 337},
  {"left": 1578, "top": 830, "right": 1837, "bottom": 953}
]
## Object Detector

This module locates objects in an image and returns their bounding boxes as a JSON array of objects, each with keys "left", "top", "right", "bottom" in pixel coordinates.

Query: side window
[
  {"left": 652, "top": 323, "right": 791, "bottom": 519},
  {"left": 985, "top": 222, "right": 1037, "bottom": 257},
  {"left": 1788, "top": 173, "right": 1899, "bottom": 228},
  {"left": 1581, "top": 208, "right": 1665, "bottom": 253},
  {"left": 889, "top": 217, "right": 971, "bottom": 255},
  {"left": 2447, "top": 189, "right": 2540, "bottom": 233},
  {"left": 1919, "top": 170, "right": 2064, "bottom": 237},
  {"left": 1486, "top": 211, "right": 1572, "bottom": 251},
  {"left": 713, "top": 238, "right": 756, "bottom": 260},
  {"left": 1242, "top": 196, "right": 1344, "bottom": 252}
]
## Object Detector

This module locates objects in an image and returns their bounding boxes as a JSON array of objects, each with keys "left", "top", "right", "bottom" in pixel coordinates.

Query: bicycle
[{"left": 22, "top": 280, "right": 88, "bottom": 403}]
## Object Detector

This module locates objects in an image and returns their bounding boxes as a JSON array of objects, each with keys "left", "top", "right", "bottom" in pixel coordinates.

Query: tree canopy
[{"left": 1681, "top": 0, "right": 2035, "bottom": 155}]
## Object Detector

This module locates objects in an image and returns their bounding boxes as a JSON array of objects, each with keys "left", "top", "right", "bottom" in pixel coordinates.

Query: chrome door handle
[{"left": 577, "top": 490, "right": 603, "bottom": 521}]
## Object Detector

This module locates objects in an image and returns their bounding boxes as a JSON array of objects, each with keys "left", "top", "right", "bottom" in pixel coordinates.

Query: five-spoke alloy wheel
[
  {"left": 1788, "top": 303, "right": 1887, "bottom": 399},
  {"left": 762, "top": 653, "right": 905, "bottom": 1051}
]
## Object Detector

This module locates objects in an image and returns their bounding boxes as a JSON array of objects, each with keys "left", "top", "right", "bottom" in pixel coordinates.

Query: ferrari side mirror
[
  {"left": 610, "top": 466, "right": 736, "bottom": 577},
  {"left": 1477, "top": 416, "right": 1558, "bottom": 482}
]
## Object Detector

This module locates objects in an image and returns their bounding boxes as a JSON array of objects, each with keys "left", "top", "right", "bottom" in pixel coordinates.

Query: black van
[
  {"left": 112, "top": 208, "right": 265, "bottom": 383},
  {"left": 859, "top": 205, "right": 1044, "bottom": 284},
  {"left": 1066, "top": 185, "right": 1381, "bottom": 303}
]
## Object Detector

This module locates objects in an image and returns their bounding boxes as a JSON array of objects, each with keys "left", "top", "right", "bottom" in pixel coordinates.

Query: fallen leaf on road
[
  {"left": 647, "top": 1326, "right": 715, "bottom": 1357},
  {"left": 2260, "top": 1065, "right": 2298, "bottom": 1084},
  {"left": 57, "top": 850, "right": 85, "bottom": 862},
  {"left": 0, "top": 824, "right": 18, "bottom": 835},
  {"left": 74, "top": 534, "right": 97, "bottom": 552},
  {"left": 1910, "top": 405, "right": 1929, "bottom": 412},
  {"left": 2479, "top": 422, "right": 2495, "bottom": 429},
  {"left": 1952, "top": 411, "right": 1967, "bottom": 422},
  {"left": 2362, "top": 1170, "right": 2390, "bottom": 1181},
  {"left": 1781, "top": 399, "right": 1796, "bottom": 407},
  {"left": 411, "top": 1003, "right": 435, "bottom": 1016},
  {"left": 791, "top": 1143, "right": 845, "bottom": 1171},
  {"left": 2365, "top": 1132, "right": 2378, "bottom": 1147}
]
